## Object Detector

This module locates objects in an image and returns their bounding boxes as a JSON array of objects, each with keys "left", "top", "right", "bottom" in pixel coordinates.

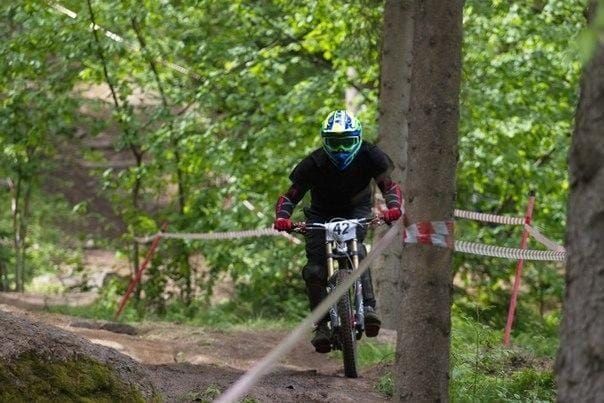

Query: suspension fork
[
  {"left": 351, "top": 239, "right": 365, "bottom": 331},
  {"left": 326, "top": 241, "right": 335, "bottom": 279},
  {"left": 326, "top": 242, "right": 339, "bottom": 327}
]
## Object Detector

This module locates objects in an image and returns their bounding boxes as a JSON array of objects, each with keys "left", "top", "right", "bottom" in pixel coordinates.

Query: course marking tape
[
  {"left": 403, "top": 220, "right": 566, "bottom": 261},
  {"left": 454, "top": 240, "right": 566, "bottom": 262},
  {"left": 404, "top": 221, "right": 454, "bottom": 249},
  {"left": 136, "top": 221, "right": 565, "bottom": 261},
  {"left": 454, "top": 209, "right": 525, "bottom": 225}
]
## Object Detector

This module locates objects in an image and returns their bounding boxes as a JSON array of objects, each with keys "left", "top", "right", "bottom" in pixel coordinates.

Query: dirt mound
[
  {"left": 0, "top": 309, "right": 157, "bottom": 400},
  {"left": 0, "top": 304, "right": 392, "bottom": 402}
]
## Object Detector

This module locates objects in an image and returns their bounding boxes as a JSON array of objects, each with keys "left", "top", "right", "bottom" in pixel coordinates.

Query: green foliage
[
  {"left": 454, "top": 0, "right": 586, "bottom": 322},
  {"left": 1, "top": 0, "right": 585, "bottom": 308},
  {"left": 0, "top": 9, "right": 585, "bottom": 402},
  {"left": 374, "top": 305, "right": 558, "bottom": 401},
  {"left": 375, "top": 372, "right": 394, "bottom": 398},
  {"left": 450, "top": 305, "right": 557, "bottom": 402},
  {"left": 47, "top": 289, "right": 301, "bottom": 330}
]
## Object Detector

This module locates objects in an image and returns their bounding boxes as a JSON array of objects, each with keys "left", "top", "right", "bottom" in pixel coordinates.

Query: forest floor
[{"left": 0, "top": 297, "right": 392, "bottom": 402}]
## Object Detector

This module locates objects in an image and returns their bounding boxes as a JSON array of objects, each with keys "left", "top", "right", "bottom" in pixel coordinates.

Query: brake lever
[{"left": 290, "top": 222, "right": 307, "bottom": 234}]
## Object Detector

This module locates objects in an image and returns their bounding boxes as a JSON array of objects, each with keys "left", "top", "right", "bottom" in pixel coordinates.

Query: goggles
[{"left": 323, "top": 135, "right": 360, "bottom": 152}]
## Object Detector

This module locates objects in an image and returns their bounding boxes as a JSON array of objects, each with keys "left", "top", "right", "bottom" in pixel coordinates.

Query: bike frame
[
  {"left": 326, "top": 235, "right": 365, "bottom": 338},
  {"left": 296, "top": 217, "right": 377, "bottom": 341}
]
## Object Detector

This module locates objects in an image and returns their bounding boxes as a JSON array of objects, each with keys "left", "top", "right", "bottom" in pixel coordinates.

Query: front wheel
[{"left": 335, "top": 270, "right": 358, "bottom": 378}]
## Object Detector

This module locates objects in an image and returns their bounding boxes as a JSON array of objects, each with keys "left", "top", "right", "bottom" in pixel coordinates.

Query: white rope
[
  {"left": 215, "top": 224, "right": 400, "bottom": 403},
  {"left": 454, "top": 240, "right": 566, "bottom": 262},
  {"left": 454, "top": 209, "right": 525, "bottom": 225},
  {"left": 135, "top": 228, "right": 301, "bottom": 244},
  {"left": 524, "top": 224, "right": 566, "bottom": 252}
]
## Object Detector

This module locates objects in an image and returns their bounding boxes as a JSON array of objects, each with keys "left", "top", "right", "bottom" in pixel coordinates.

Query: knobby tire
[{"left": 336, "top": 270, "right": 358, "bottom": 378}]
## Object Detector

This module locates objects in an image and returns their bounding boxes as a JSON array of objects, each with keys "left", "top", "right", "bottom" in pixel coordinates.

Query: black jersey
[{"left": 289, "top": 141, "right": 394, "bottom": 214}]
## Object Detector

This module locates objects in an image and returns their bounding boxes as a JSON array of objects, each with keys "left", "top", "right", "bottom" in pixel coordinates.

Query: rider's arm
[
  {"left": 368, "top": 145, "right": 403, "bottom": 221},
  {"left": 376, "top": 175, "right": 403, "bottom": 211},
  {"left": 275, "top": 182, "right": 309, "bottom": 219},
  {"left": 275, "top": 155, "right": 314, "bottom": 219}
]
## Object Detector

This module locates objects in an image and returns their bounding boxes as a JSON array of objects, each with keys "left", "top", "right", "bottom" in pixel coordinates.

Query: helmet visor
[{"left": 324, "top": 136, "right": 359, "bottom": 152}]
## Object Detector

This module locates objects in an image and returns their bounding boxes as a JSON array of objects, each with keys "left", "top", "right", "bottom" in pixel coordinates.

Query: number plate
[{"left": 325, "top": 221, "right": 358, "bottom": 242}]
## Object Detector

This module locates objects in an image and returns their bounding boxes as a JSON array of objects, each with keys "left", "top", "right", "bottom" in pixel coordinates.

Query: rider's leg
[
  {"left": 357, "top": 233, "right": 382, "bottom": 337},
  {"left": 302, "top": 263, "right": 331, "bottom": 353},
  {"left": 357, "top": 244, "right": 377, "bottom": 309},
  {"left": 302, "top": 264, "right": 328, "bottom": 317},
  {"left": 303, "top": 209, "right": 331, "bottom": 352}
]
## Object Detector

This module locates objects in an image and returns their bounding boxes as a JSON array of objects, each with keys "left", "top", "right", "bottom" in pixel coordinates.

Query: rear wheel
[{"left": 336, "top": 270, "right": 358, "bottom": 378}]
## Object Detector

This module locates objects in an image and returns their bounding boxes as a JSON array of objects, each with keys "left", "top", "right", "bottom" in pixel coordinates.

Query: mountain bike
[{"left": 292, "top": 216, "right": 382, "bottom": 378}]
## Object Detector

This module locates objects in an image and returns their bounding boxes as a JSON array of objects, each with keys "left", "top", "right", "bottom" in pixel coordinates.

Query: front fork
[{"left": 325, "top": 240, "right": 365, "bottom": 334}]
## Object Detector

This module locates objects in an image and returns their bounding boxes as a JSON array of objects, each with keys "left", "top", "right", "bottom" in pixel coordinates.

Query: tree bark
[
  {"left": 8, "top": 175, "right": 23, "bottom": 292},
  {"left": 556, "top": 2, "right": 604, "bottom": 400},
  {"left": 394, "top": 1, "right": 463, "bottom": 401},
  {"left": 374, "top": 0, "right": 414, "bottom": 329},
  {"left": 19, "top": 180, "right": 32, "bottom": 290}
]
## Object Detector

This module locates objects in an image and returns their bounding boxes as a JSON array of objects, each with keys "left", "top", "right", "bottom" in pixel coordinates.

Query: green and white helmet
[{"left": 320, "top": 110, "right": 363, "bottom": 170}]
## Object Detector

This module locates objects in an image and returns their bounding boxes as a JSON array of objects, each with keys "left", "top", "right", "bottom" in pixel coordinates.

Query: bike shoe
[
  {"left": 311, "top": 323, "right": 331, "bottom": 353},
  {"left": 364, "top": 306, "right": 381, "bottom": 337}
]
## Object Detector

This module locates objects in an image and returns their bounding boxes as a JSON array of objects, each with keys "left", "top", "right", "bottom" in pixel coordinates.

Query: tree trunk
[
  {"left": 131, "top": 149, "right": 143, "bottom": 298},
  {"left": 19, "top": 181, "right": 32, "bottom": 289},
  {"left": 394, "top": 1, "right": 463, "bottom": 401},
  {"left": 374, "top": 0, "right": 414, "bottom": 329},
  {"left": 131, "top": 16, "right": 194, "bottom": 304},
  {"left": 0, "top": 260, "right": 7, "bottom": 291},
  {"left": 9, "top": 175, "right": 23, "bottom": 292},
  {"left": 556, "top": 2, "right": 604, "bottom": 400}
]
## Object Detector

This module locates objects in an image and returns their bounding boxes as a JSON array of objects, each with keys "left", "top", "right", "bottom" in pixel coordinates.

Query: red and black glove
[
  {"left": 273, "top": 217, "right": 293, "bottom": 232},
  {"left": 382, "top": 207, "right": 402, "bottom": 223}
]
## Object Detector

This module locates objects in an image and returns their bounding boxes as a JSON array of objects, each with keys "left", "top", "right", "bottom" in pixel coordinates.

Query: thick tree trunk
[
  {"left": 394, "top": 1, "right": 463, "bottom": 401},
  {"left": 556, "top": 2, "right": 604, "bottom": 400},
  {"left": 374, "top": 0, "right": 414, "bottom": 329}
]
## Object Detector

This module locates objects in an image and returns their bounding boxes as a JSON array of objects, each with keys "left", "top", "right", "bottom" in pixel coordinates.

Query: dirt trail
[{"left": 0, "top": 303, "right": 392, "bottom": 402}]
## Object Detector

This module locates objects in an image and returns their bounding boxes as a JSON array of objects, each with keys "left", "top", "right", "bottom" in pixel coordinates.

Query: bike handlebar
[{"left": 290, "top": 216, "right": 384, "bottom": 234}]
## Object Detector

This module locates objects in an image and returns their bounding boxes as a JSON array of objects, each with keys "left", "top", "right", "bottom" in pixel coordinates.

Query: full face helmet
[{"left": 320, "top": 110, "right": 362, "bottom": 170}]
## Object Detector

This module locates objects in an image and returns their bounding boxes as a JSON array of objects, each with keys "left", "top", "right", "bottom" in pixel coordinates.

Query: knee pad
[{"left": 302, "top": 264, "right": 327, "bottom": 285}]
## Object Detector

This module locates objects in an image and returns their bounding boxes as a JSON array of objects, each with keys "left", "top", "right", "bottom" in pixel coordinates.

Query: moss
[{"left": 0, "top": 353, "right": 148, "bottom": 402}]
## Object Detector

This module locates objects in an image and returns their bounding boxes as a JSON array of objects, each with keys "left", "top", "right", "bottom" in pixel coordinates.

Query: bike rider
[{"left": 273, "top": 110, "right": 403, "bottom": 353}]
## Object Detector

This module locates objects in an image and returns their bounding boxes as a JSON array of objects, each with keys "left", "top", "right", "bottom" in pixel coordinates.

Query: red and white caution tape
[
  {"left": 404, "top": 221, "right": 454, "bottom": 249},
  {"left": 454, "top": 209, "right": 525, "bottom": 225},
  {"left": 403, "top": 220, "right": 566, "bottom": 262}
]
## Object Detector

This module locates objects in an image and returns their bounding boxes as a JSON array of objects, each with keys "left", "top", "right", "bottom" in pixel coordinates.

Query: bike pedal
[
  {"left": 365, "top": 323, "right": 380, "bottom": 338},
  {"left": 314, "top": 341, "right": 332, "bottom": 354}
]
